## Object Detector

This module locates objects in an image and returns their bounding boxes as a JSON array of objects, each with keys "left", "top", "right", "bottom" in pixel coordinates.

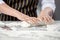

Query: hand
[
  {"left": 17, "top": 15, "right": 39, "bottom": 25},
  {"left": 25, "top": 17, "right": 40, "bottom": 25},
  {"left": 37, "top": 11, "right": 54, "bottom": 24}
]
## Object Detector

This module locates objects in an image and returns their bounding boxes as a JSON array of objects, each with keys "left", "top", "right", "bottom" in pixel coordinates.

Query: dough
[
  {"left": 20, "top": 21, "right": 31, "bottom": 27},
  {"left": 6, "top": 21, "right": 31, "bottom": 28}
]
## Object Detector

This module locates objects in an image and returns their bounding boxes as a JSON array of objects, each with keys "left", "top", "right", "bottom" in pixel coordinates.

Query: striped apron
[{"left": 0, "top": 0, "right": 39, "bottom": 21}]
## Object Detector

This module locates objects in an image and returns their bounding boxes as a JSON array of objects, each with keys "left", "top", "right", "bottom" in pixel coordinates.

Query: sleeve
[
  {"left": 0, "top": 0, "right": 4, "bottom": 4},
  {"left": 41, "top": 0, "right": 56, "bottom": 12}
]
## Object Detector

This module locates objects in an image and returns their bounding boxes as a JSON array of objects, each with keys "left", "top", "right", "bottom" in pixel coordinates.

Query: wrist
[
  {"left": 16, "top": 13, "right": 30, "bottom": 21},
  {"left": 40, "top": 8, "right": 53, "bottom": 17}
]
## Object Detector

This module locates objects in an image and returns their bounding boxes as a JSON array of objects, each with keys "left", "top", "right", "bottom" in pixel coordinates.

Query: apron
[{"left": 0, "top": 0, "right": 39, "bottom": 21}]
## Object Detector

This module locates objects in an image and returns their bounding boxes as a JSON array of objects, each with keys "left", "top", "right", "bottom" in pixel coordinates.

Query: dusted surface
[{"left": 0, "top": 21, "right": 60, "bottom": 40}]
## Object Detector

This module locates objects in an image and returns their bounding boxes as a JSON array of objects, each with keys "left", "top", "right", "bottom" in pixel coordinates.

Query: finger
[
  {"left": 44, "top": 16, "right": 54, "bottom": 24},
  {"left": 30, "top": 18, "right": 37, "bottom": 24},
  {"left": 37, "top": 18, "right": 42, "bottom": 22},
  {"left": 27, "top": 19, "right": 34, "bottom": 24},
  {"left": 48, "top": 16, "right": 54, "bottom": 23},
  {"left": 30, "top": 17, "right": 39, "bottom": 23},
  {"left": 41, "top": 17, "right": 44, "bottom": 21},
  {"left": 43, "top": 16, "right": 49, "bottom": 24},
  {"left": 38, "top": 17, "right": 44, "bottom": 22},
  {"left": 32, "top": 18, "right": 40, "bottom": 24},
  {"left": 27, "top": 19, "right": 36, "bottom": 25}
]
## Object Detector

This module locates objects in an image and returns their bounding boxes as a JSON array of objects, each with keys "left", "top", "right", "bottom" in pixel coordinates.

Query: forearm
[{"left": 0, "top": 3, "right": 29, "bottom": 20}]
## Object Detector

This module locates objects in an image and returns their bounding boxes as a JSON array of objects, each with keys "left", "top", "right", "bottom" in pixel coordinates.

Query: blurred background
[{"left": 53, "top": 0, "right": 60, "bottom": 20}]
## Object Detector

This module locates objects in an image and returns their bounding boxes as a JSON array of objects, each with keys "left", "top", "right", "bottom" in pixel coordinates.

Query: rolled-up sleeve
[
  {"left": 0, "top": 0, "right": 4, "bottom": 4},
  {"left": 41, "top": 0, "right": 56, "bottom": 12}
]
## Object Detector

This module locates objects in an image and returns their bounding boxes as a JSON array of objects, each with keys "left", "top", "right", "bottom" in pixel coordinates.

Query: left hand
[{"left": 37, "top": 10, "right": 54, "bottom": 24}]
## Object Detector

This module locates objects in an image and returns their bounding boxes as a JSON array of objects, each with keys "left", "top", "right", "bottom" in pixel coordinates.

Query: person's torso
[{"left": 0, "top": 0, "right": 39, "bottom": 21}]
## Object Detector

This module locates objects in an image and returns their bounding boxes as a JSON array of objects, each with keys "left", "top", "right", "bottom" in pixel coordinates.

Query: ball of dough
[{"left": 20, "top": 21, "right": 31, "bottom": 27}]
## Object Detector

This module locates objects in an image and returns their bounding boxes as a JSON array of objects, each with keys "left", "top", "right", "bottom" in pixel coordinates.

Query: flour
[
  {"left": 47, "top": 21, "right": 60, "bottom": 31},
  {"left": 0, "top": 21, "right": 60, "bottom": 37}
]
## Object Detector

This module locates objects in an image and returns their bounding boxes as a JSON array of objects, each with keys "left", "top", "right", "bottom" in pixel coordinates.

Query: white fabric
[
  {"left": 0, "top": 0, "right": 4, "bottom": 4},
  {"left": 42, "top": 0, "right": 56, "bottom": 12},
  {"left": 37, "top": 0, "right": 56, "bottom": 16}
]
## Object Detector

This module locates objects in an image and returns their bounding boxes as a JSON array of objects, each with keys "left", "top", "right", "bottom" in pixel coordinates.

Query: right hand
[
  {"left": 17, "top": 15, "right": 40, "bottom": 25},
  {"left": 25, "top": 17, "right": 40, "bottom": 25}
]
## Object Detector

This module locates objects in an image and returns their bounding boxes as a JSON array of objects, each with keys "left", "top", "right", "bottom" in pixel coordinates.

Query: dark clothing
[{"left": 0, "top": 0, "right": 38, "bottom": 21}]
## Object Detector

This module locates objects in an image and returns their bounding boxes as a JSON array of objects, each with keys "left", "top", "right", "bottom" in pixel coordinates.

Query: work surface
[{"left": 0, "top": 21, "right": 60, "bottom": 40}]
